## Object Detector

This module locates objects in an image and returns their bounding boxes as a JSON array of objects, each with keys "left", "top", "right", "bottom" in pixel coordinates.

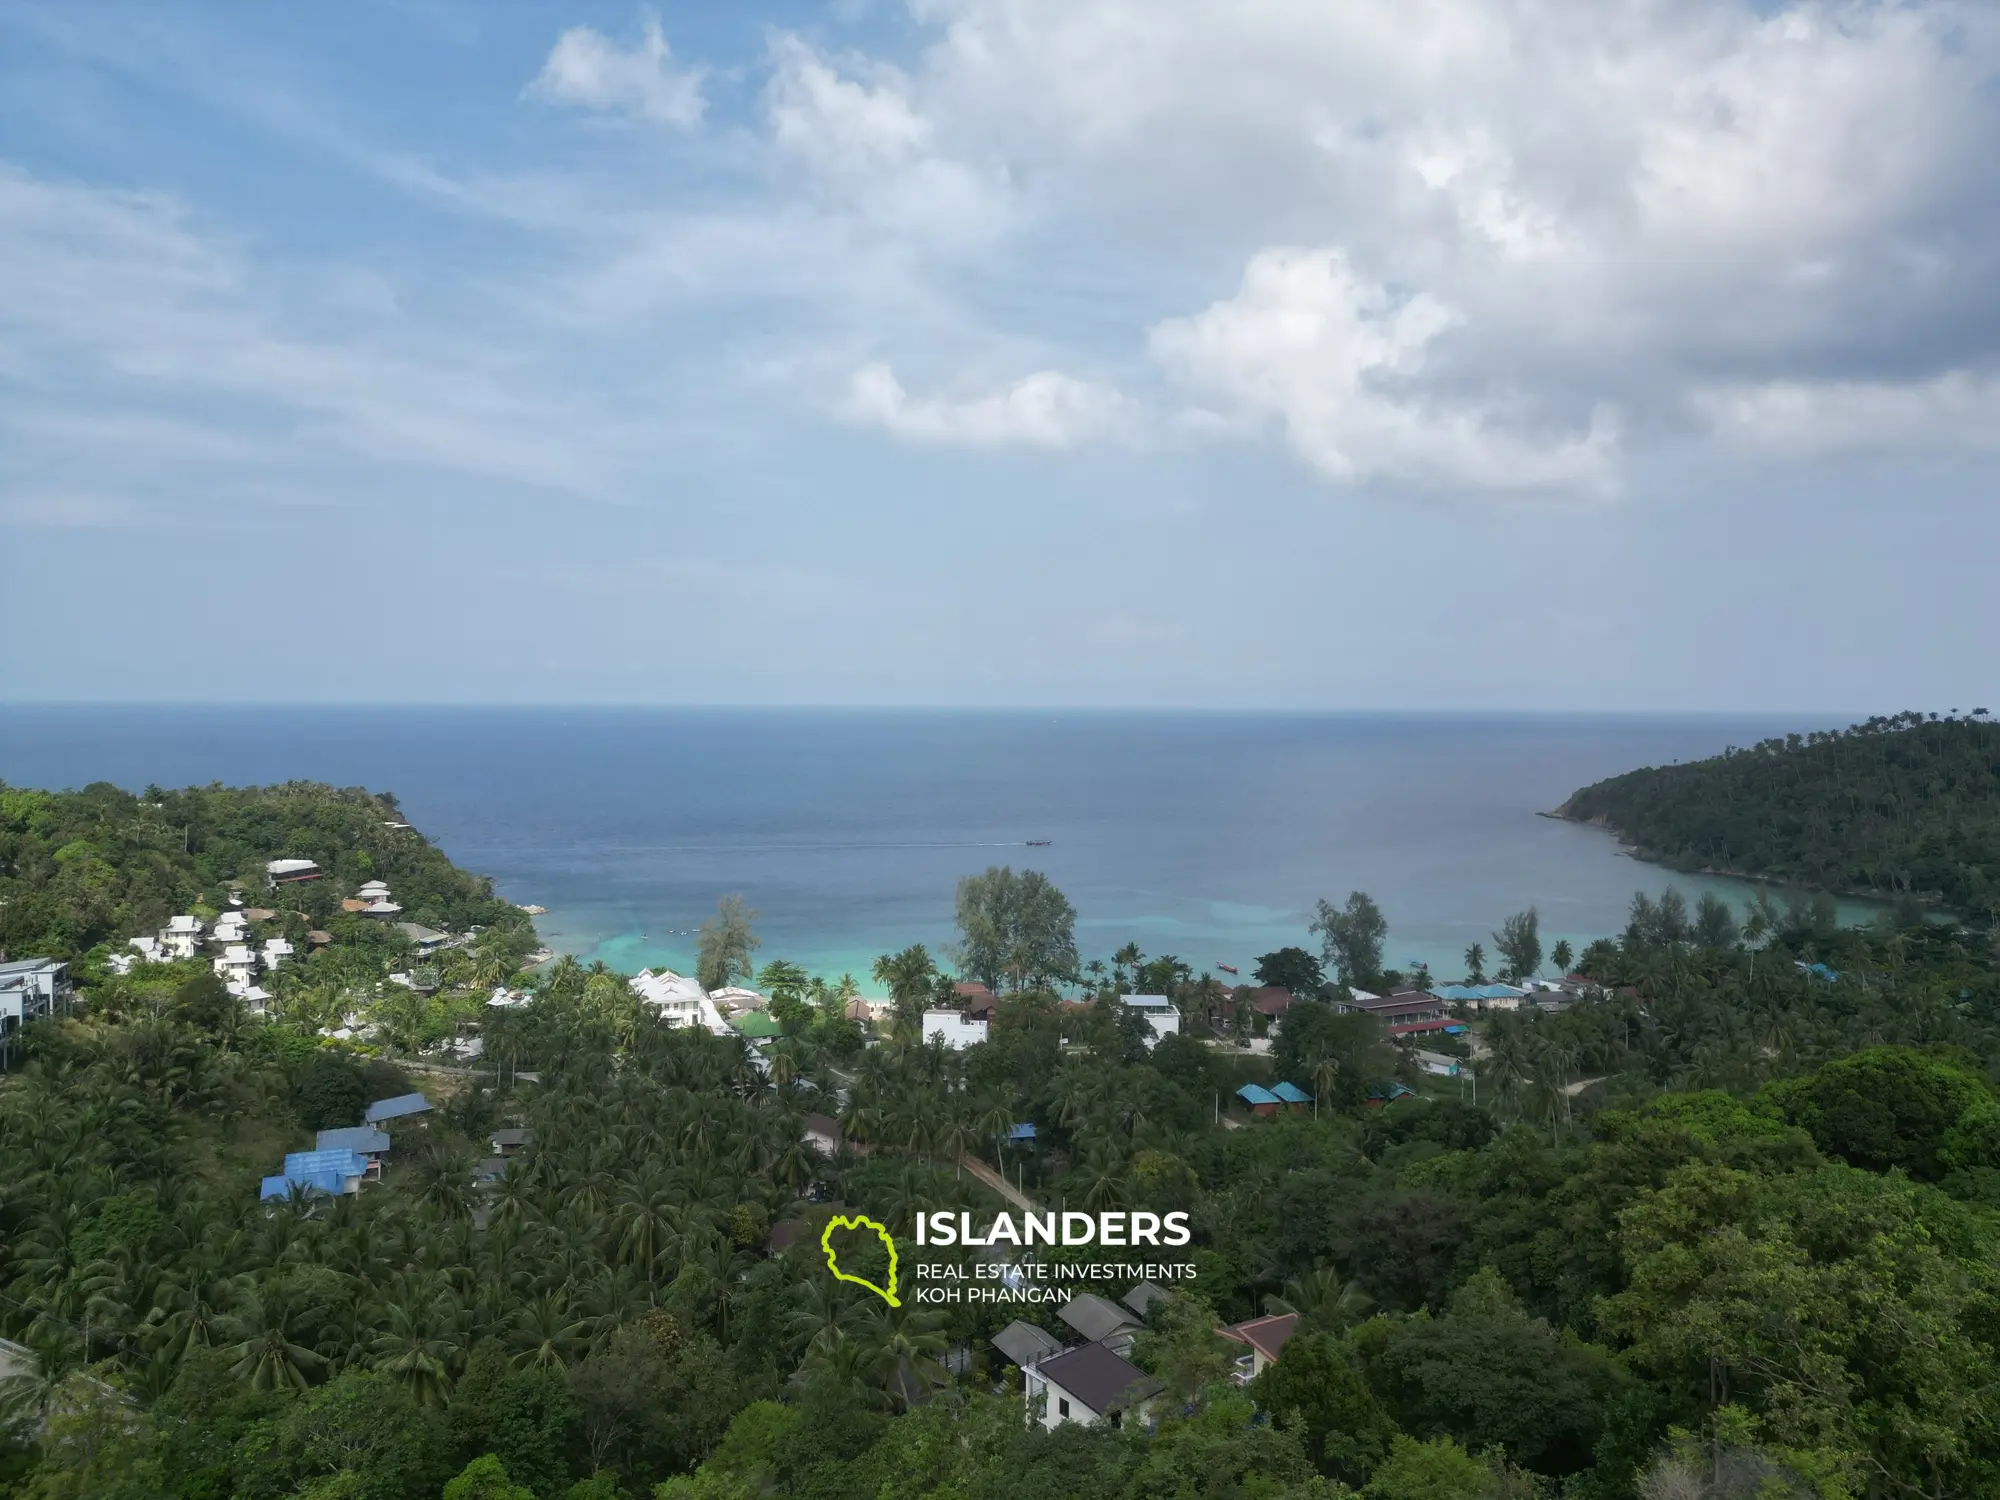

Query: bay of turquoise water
[{"left": 0, "top": 707, "right": 1863, "bottom": 985}]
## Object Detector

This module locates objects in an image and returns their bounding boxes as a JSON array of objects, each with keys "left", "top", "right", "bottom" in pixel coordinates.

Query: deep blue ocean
[{"left": 0, "top": 707, "right": 1854, "bottom": 983}]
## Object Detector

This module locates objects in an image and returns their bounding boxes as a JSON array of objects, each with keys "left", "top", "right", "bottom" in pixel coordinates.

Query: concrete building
[
  {"left": 920, "top": 1008, "right": 988, "bottom": 1049},
  {"left": 1026, "top": 1342, "right": 1160, "bottom": 1431},
  {"left": 1120, "top": 994, "right": 1180, "bottom": 1048}
]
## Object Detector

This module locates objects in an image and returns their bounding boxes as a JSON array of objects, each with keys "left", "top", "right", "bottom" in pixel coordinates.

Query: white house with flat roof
[
  {"left": 1120, "top": 994, "right": 1180, "bottom": 1048},
  {"left": 921, "top": 1009, "right": 988, "bottom": 1049}
]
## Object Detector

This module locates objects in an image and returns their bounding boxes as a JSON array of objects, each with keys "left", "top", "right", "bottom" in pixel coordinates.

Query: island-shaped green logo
[{"left": 819, "top": 1214, "right": 901, "bottom": 1307}]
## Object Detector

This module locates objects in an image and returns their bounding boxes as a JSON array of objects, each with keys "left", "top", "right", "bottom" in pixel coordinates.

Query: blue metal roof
[
  {"left": 1270, "top": 1081, "right": 1312, "bottom": 1104},
  {"left": 1236, "top": 1083, "right": 1281, "bottom": 1106},
  {"left": 1006, "top": 1122, "right": 1038, "bottom": 1140},
  {"left": 1432, "top": 984, "right": 1528, "bottom": 1002},
  {"left": 316, "top": 1127, "right": 391, "bottom": 1154},
  {"left": 365, "top": 1092, "right": 432, "bottom": 1123},
  {"left": 260, "top": 1170, "right": 348, "bottom": 1201},
  {"left": 283, "top": 1149, "right": 367, "bottom": 1178}
]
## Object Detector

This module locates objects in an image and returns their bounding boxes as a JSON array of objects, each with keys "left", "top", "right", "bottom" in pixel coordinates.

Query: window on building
[{"left": 1058, "top": 1399, "right": 1069, "bottom": 1418}]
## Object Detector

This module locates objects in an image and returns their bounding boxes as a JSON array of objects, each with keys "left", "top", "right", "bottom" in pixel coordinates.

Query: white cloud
[
  {"left": 1695, "top": 372, "right": 2000, "bottom": 455},
  {"left": 1150, "top": 247, "right": 1615, "bottom": 491},
  {"left": 843, "top": 362, "right": 1134, "bottom": 449},
  {"left": 766, "top": 33, "right": 930, "bottom": 172},
  {"left": 528, "top": 13, "right": 705, "bottom": 127}
]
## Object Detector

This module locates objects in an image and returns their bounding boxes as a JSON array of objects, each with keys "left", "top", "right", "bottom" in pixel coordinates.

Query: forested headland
[
  {"left": 4, "top": 770, "right": 2000, "bottom": 1499},
  {"left": 1554, "top": 711, "right": 2000, "bottom": 915}
]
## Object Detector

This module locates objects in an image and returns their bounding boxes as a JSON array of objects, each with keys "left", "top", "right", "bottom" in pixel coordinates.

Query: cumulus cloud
[
  {"left": 1694, "top": 373, "right": 2000, "bottom": 455},
  {"left": 1150, "top": 247, "right": 1616, "bottom": 491},
  {"left": 843, "top": 362, "right": 1133, "bottom": 448},
  {"left": 528, "top": 13, "right": 704, "bottom": 127},
  {"left": 890, "top": 0, "right": 2000, "bottom": 484}
]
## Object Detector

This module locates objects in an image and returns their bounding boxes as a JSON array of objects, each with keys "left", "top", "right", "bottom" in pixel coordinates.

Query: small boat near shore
[
  {"left": 1216, "top": 963, "right": 1238, "bottom": 975},
  {"left": 1026, "top": 839, "right": 1052, "bottom": 846}
]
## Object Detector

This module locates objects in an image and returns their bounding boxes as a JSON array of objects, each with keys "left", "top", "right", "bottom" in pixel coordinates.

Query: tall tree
[
  {"left": 952, "top": 867, "right": 1077, "bottom": 991},
  {"left": 1309, "top": 892, "right": 1388, "bottom": 990},
  {"left": 1253, "top": 947, "right": 1325, "bottom": 996},
  {"left": 871, "top": 946, "right": 937, "bottom": 1037},
  {"left": 1462, "top": 943, "right": 1486, "bottom": 984},
  {"left": 696, "top": 894, "right": 760, "bottom": 992},
  {"left": 1492, "top": 907, "right": 1542, "bottom": 981}
]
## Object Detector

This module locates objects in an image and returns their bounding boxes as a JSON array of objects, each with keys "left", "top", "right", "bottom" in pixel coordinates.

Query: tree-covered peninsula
[{"left": 1555, "top": 711, "right": 2000, "bottom": 915}]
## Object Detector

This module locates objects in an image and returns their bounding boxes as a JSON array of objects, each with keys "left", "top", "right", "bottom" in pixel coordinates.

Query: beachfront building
[
  {"left": 1026, "top": 1342, "right": 1160, "bottom": 1432},
  {"left": 1120, "top": 994, "right": 1180, "bottom": 1048},
  {"left": 631, "top": 969, "right": 732, "bottom": 1035},
  {"left": 708, "top": 985, "right": 766, "bottom": 1012},
  {"left": 487, "top": 986, "right": 531, "bottom": 1010},
  {"left": 1339, "top": 990, "right": 1448, "bottom": 1027},
  {"left": 920, "top": 1009, "right": 988, "bottom": 1049},
  {"left": 266, "top": 858, "right": 322, "bottom": 886},
  {"left": 1432, "top": 983, "right": 1527, "bottom": 1012}
]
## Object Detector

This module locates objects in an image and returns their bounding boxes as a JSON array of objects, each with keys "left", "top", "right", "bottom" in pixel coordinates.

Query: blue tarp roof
[
  {"left": 283, "top": 1149, "right": 367, "bottom": 1179},
  {"left": 1236, "top": 1083, "right": 1281, "bottom": 1106},
  {"left": 1006, "top": 1122, "right": 1038, "bottom": 1140},
  {"left": 1270, "top": 1081, "right": 1312, "bottom": 1104},
  {"left": 365, "top": 1092, "right": 432, "bottom": 1123},
  {"left": 316, "top": 1127, "right": 390, "bottom": 1154}
]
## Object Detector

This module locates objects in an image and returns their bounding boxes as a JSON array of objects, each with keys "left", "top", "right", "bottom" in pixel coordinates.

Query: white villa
[
  {"left": 160, "top": 915, "right": 203, "bottom": 960},
  {"left": 487, "top": 986, "right": 531, "bottom": 1010},
  {"left": 214, "top": 945, "right": 259, "bottom": 986},
  {"left": 630, "top": 970, "right": 731, "bottom": 1035},
  {"left": 1120, "top": 994, "right": 1180, "bottom": 1048},
  {"left": 357, "top": 880, "right": 391, "bottom": 902},
  {"left": 261, "top": 938, "right": 294, "bottom": 970},
  {"left": 920, "top": 1009, "right": 989, "bottom": 1049},
  {"left": 362, "top": 899, "right": 404, "bottom": 917}
]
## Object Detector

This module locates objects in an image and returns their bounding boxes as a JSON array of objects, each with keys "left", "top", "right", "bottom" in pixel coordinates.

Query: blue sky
[{"left": 2, "top": 0, "right": 1996, "bottom": 710}]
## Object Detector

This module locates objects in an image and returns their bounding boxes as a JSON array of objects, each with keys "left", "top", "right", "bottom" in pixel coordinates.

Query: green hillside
[
  {"left": 0, "top": 777, "right": 530, "bottom": 961},
  {"left": 1556, "top": 711, "right": 2000, "bottom": 913}
]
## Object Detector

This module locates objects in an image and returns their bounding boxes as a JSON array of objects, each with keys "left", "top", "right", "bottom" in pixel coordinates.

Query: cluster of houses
[
  {"left": 991, "top": 1285, "right": 1300, "bottom": 1430},
  {"left": 109, "top": 904, "right": 304, "bottom": 1011},
  {"left": 259, "top": 1091, "right": 431, "bottom": 1200}
]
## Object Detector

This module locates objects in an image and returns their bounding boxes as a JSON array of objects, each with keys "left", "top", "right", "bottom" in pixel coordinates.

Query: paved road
[{"left": 957, "top": 1152, "right": 1037, "bottom": 1211}]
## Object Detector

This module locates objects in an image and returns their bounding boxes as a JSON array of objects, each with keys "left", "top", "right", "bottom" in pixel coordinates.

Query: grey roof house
[
  {"left": 365, "top": 1092, "right": 432, "bottom": 1124},
  {"left": 991, "top": 1320, "right": 1065, "bottom": 1369},
  {"left": 1025, "top": 1342, "right": 1161, "bottom": 1431},
  {"left": 1058, "top": 1292, "right": 1141, "bottom": 1350}
]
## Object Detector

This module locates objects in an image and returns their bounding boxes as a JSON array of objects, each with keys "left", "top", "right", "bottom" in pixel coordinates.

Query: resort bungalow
[
  {"left": 316, "top": 1127, "right": 391, "bottom": 1178},
  {"left": 1388, "top": 1017, "right": 1469, "bottom": 1041},
  {"left": 356, "top": 880, "right": 391, "bottom": 902},
  {"left": 921, "top": 1009, "right": 989, "bottom": 1050},
  {"left": 487, "top": 986, "right": 531, "bottom": 1010},
  {"left": 361, "top": 899, "right": 405, "bottom": 917},
  {"left": 991, "top": 1319, "right": 1065, "bottom": 1370},
  {"left": 1026, "top": 1342, "right": 1161, "bottom": 1431},
  {"left": 365, "top": 1092, "right": 433, "bottom": 1125},
  {"left": 266, "top": 858, "right": 322, "bottom": 886},
  {"left": 213, "top": 945, "right": 259, "bottom": 986},
  {"left": 1120, "top": 994, "right": 1180, "bottom": 1048},
  {"left": 1340, "top": 991, "right": 1447, "bottom": 1027},
  {"left": 631, "top": 970, "right": 731, "bottom": 1035},
  {"left": 1270, "top": 1081, "right": 1312, "bottom": 1112},
  {"left": 1218, "top": 1312, "right": 1299, "bottom": 1381},
  {"left": 802, "top": 1114, "right": 844, "bottom": 1157},
  {"left": 260, "top": 938, "right": 294, "bottom": 970},
  {"left": 161, "top": 915, "right": 203, "bottom": 960},
  {"left": 1432, "top": 983, "right": 1527, "bottom": 1012},
  {"left": 1058, "top": 1292, "right": 1142, "bottom": 1352},
  {"left": 126, "top": 936, "right": 165, "bottom": 965},
  {"left": 1236, "top": 1083, "right": 1281, "bottom": 1117}
]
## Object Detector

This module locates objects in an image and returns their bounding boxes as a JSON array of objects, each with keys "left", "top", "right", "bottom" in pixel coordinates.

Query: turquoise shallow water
[{"left": 0, "top": 706, "right": 1871, "bottom": 986}]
